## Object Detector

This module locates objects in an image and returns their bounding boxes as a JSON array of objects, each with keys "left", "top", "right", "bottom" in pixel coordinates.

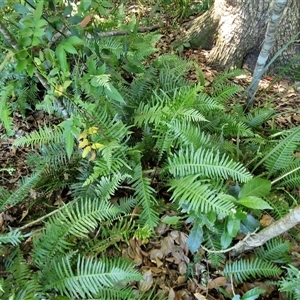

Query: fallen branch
[{"left": 230, "top": 206, "right": 300, "bottom": 256}]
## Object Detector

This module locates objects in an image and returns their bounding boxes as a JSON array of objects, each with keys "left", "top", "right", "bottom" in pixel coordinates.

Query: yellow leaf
[
  {"left": 78, "top": 131, "right": 87, "bottom": 140},
  {"left": 82, "top": 146, "right": 91, "bottom": 158},
  {"left": 88, "top": 150, "right": 97, "bottom": 161},
  {"left": 91, "top": 143, "right": 104, "bottom": 149},
  {"left": 78, "top": 138, "right": 89, "bottom": 149},
  {"left": 54, "top": 85, "right": 64, "bottom": 97},
  {"left": 88, "top": 126, "right": 98, "bottom": 134}
]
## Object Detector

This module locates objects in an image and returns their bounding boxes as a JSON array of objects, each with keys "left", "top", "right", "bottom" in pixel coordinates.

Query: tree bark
[{"left": 180, "top": 0, "right": 300, "bottom": 72}]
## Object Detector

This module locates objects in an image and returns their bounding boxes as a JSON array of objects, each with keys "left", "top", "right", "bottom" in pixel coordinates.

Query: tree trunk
[{"left": 180, "top": 0, "right": 300, "bottom": 72}]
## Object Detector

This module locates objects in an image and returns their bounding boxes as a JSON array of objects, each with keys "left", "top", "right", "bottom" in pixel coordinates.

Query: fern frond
[
  {"left": 255, "top": 127, "right": 300, "bottom": 175},
  {"left": 168, "top": 175, "right": 235, "bottom": 214},
  {"left": 33, "top": 198, "right": 121, "bottom": 267},
  {"left": 167, "top": 147, "right": 252, "bottom": 182},
  {"left": 44, "top": 254, "right": 141, "bottom": 299},
  {"left": 245, "top": 108, "right": 275, "bottom": 128},
  {"left": 212, "top": 83, "right": 243, "bottom": 103},
  {"left": 0, "top": 228, "right": 24, "bottom": 246},
  {"left": 180, "top": 108, "right": 207, "bottom": 122},
  {"left": 166, "top": 119, "right": 211, "bottom": 149},
  {"left": 223, "top": 258, "right": 282, "bottom": 284},
  {"left": 130, "top": 163, "right": 159, "bottom": 229},
  {"left": 254, "top": 238, "right": 291, "bottom": 263},
  {"left": 203, "top": 232, "right": 226, "bottom": 268},
  {"left": 13, "top": 125, "right": 64, "bottom": 147},
  {"left": 279, "top": 265, "right": 300, "bottom": 298},
  {"left": 213, "top": 69, "right": 245, "bottom": 86},
  {"left": 195, "top": 93, "right": 224, "bottom": 112},
  {"left": 0, "top": 82, "right": 14, "bottom": 135},
  {"left": 0, "top": 170, "right": 42, "bottom": 211},
  {"left": 277, "top": 159, "right": 300, "bottom": 188}
]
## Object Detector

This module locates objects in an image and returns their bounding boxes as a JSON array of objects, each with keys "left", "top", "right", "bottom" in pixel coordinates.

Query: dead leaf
[
  {"left": 207, "top": 277, "right": 227, "bottom": 289},
  {"left": 260, "top": 214, "right": 274, "bottom": 226},
  {"left": 139, "top": 269, "right": 153, "bottom": 292},
  {"left": 79, "top": 15, "right": 92, "bottom": 28},
  {"left": 194, "top": 293, "right": 208, "bottom": 300}
]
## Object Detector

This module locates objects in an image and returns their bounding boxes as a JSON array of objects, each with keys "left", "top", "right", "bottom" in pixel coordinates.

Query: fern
[
  {"left": 245, "top": 108, "right": 275, "bottom": 128},
  {"left": 279, "top": 265, "right": 300, "bottom": 299},
  {"left": 168, "top": 175, "right": 235, "bottom": 214},
  {"left": 167, "top": 146, "right": 252, "bottom": 182},
  {"left": 253, "top": 126, "right": 300, "bottom": 175},
  {"left": 130, "top": 163, "right": 159, "bottom": 229},
  {"left": 277, "top": 159, "right": 300, "bottom": 188},
  {"left": 223, "top": 258, "right": 282, "bottom": 284},
  {"left": 0, "top": 170, "right": 42, "bottom": 211},
  {"left": 43, "top": 254, "right": 141, "bottom": 299},
  {"left": 212, "top": 83, "right": 243, "bottom": 103},
  {"left": 254, "top": 238, "right": 291, "bottom": 264},
  {"left": 32, "top": 198, "right": 121, "bottom": 267},
  {"left": 0, "top": 229, "right": 24, "bottom": 246},
  {"left": 0, "top": 82, "right": 14, "bottom": 135},
  {"left": 13, "top": 125, "right": 64, "bottom": 147}
]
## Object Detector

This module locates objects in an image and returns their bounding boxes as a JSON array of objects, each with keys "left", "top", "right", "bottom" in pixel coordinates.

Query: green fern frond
[
  {"left": 203, "top": 232, "right": 226, "bottom": 268},
  {"left": 168, "top": 175, "right": 235, "bottom": 214},
  {"left": 167, "top": 147, "right": 252, "bottom": 182},
  {"left": 0, "top": 228, "right": 24, "bottom": 246},
  {"left": 223, "top": 258, "right": 282, "bottom": 284},
  {"left": 130, "top": 163, "right": 159, "bottom": 229},
  {"left": 212, "top": 83, "right": 243, "bottom": 103},
  {"left": 180, "top": 108, "right": 207, "bottom": 122},
  {"left": 54, "top": 198, "right": 121, "bottom": 238},
  {"left": 33, "top": 198, "right": 121, "bottom": 267},
  {"left": 44, "top": 254, "right": 141, "bottom": 299},
  {"left": 263, "top": 194, "right": 290, "bottom": 220},
  {"left": 127, "top": 67, "right": 158, "bottom": 103},
  {"left": 254, "top": 238, "right": 291, "bottom": 263},
  {"left": 195, "top": 93, "right": 224, "bottom": 112},
  {"left": 166, "top": 119, "right": 211, "bottom": 149},
  {"left": 26, "top": 142, "right": 71, "bottom": 169},
  {"left": 213, "top": 69, "right": 245, "bottom": 86},
  {"left": 255, "top": 126, "right": 300, "bottom": 175},
  {"left": 134, "top": 96, "right": 166, "bottom": 127},
  {"left": 154, "top": 54, "right": 193, "bottom": 76},
  {"left": 13, "top": 125, "right": 64, "bottom": 147},
  {"left": 0, "top": 82, "right": 14, "bottom": 135},
  {"left": 277, "top": 159, "right": 300, "bottom": 188},
  {"left": 88, "top": 107, "right": 129, "bottom": 141},
  {"left": 0, "top": 170, "right": 42, "bottom": 211},
  {"left": 245, "top": 108, "right": 275, "bottom": 128},
  {"left": 279, "top": 265, "right": 300, "bottom": 298},
  {"left": 95, "top": 37, "right": 123, "bottom": 58}
]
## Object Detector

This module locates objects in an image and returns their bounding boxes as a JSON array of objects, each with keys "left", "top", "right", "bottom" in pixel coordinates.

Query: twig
[
  {"left": 201, "top": 228, "right": 259, "bottom": 254},
  {"left": 18, "top": 204, "right": 67, "bottom": 231},
  {"left": 48, "top": 25, "right": 161, "bottom": 47}
]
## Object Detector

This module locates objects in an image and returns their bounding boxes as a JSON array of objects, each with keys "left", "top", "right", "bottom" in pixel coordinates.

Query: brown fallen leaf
[
  {"left": 139, "top": 269, "right": 153, "bottom": 292},
  {"left": 207, "top": 277, "right": 227, "bottom": 290}
]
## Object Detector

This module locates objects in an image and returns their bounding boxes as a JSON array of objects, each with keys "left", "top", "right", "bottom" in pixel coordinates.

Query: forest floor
[{"left": 1, "top": 1, "right": 300, "bottom": 299}]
